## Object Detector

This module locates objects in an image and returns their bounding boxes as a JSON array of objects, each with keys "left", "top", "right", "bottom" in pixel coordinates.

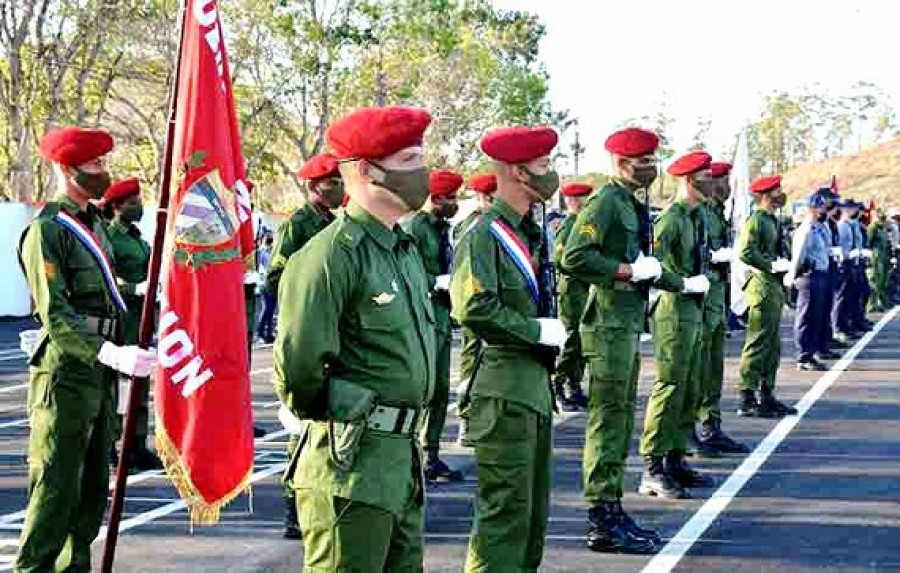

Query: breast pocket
[
  {"left": 359, "top": 297, "right": 408, "bottom": 331},
  {"left": 69, "top": 256, "right": 104, "bottom": 297}
]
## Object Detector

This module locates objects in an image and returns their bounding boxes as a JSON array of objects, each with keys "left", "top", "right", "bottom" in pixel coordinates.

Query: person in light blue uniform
[
  {"left": 786, "top": 193, "right": 831, "bottom": 371},
  {"left": 833, "top": 201, "right": 862, "bottom": 342}
]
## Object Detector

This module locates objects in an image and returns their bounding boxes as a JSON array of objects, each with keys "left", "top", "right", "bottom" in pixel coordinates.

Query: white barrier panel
[{"left": 0, "top": 203, "right": 33, "bottom": 317}]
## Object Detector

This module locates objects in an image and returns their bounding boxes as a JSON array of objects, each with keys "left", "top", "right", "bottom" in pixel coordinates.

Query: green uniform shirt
[
  {"left": 105, "top": 219, "right": 150, "bottom": 297},
  {"left": 274, "top": 202, "right": 435, "bottom": 515},
  {"left": 20, "top": 196, "right": 120, "bottom": 365},
  {"left": 265, "top": 202, "right": 334, "bottom": 295},
  {"left": 403, "top": 211, "right": 452, "bottom": 335},
  {"left": 702, "top": 202, "right": 729, "bottom": 317},
  {"left": 450, "top": 198, "right": 552, "bottom": 415},
  {"left": 562, "top": 178, "right": 679, "bottom": 332},
  {"left": 738, "top": 208, "right": 782, "bottom": 285},
  {"left": 653, "top": 199, "right": 704, "bottom": 323},
  {"left": 553, "top": 213, "right": 589, "bottom": 321},
  {"left": 453, "top": 209, "right": 482, "bottom": 244}
]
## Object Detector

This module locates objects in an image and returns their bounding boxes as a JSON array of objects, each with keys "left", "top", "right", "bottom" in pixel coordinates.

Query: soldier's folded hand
[
  {"left": 848, "top": 249, "right": 861, "bottom": 260},
  {"left": 98, "top": 342, "right": 157, "bottom": 377},
  {"left": 629, "top": 253, "right": 662, "bottom": 282},
  {"left": 682, "top": 275, "right": 710, "bottom": 294},
  {"left": 134, "top": 281, "right": 149, "bottom": 297},
  {"left": 861, "top": 249, "right": 873, "bottom": 260},
  {"left": 277, "top": 404, "right": 305, "bottom": 435},
  {"left": 770, "top": 258, "right": 792, "bottom": 274},
  {"left": 710, "top": 247, "right": 734, "bottom": 264},
  {"left": 829, "top": 247, "right": 844, "bottom": 262},
  {"left": 536, "top": 318, "right": 567, "bottom": 349},
  {"left": 782, "top": 273, "right": 796, "bottom": 288},
  {"left": 434, "top": 274, "right": 451, "bottom": 291}
]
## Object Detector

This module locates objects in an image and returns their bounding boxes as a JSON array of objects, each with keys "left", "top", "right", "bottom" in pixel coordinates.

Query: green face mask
[
  {"left": 522, "top": 167, "right": 560, "bottom": 201},
  {"left": 370, "top": 163, "right": 430, "bottom": 211},
  {"left": 120, "top": 204, "right": 144, "bottom": 223},
  {"left": 318, "top": 178, "right": 345, "bottom": 209},
  {"left": 73, "top": 169, "right": 111, "bottom": 199}
]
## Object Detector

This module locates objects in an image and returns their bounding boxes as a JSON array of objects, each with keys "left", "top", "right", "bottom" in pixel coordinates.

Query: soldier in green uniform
[
  {"left": 404, "top": 169, "right": 464, "bottom": 483},
  {"left": 552, "top": 182, "right": 593, "bottom": 411},
  {"left": 694, "top": 162, "right": 748, "bottom": 455},
  {"left": 454, "top": 173, "right": 496, "bottom": 395},
  {"left": 265, "top": 153, "right": 344, "bottom": 539},
  {"left": 15, "top": 127, "right": 157, "bottom": 573},
  {"left": 274, "top": 105, "right": 435, "bottom": 572},
  {"left": 561, "top": 127, "right": 663, "bottom": 554},
  {"left": 265, "top": 153, "right": 344, "bottom": 295},
  {"left": 451, "top": 125, "right": 565, "bottom": 572},
  {"left": 866, "top": 207, "right": 890, "bottom": 312},
  {"left": 638, "top": 151, "right": 715, "bottom": 500},
  {"left": 99, "top": 177, "right": 163, "bottom": 470},
  {"left": 736, "top": 175, "right": 798, "bottom": 418}
]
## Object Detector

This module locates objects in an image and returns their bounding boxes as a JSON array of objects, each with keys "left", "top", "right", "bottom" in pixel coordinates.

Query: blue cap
[{"left": 806, "top": 193, "right": 826, "bottom": 208}]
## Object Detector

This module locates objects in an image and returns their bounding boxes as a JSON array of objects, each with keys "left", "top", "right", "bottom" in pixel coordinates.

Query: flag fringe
[{"left": 155, "top": 425, "right": 253, "bottom": 526}]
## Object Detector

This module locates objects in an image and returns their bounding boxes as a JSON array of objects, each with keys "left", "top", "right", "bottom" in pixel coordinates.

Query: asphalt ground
[{"left": 0, "top": 309, "right": 896, "bottom": 572}]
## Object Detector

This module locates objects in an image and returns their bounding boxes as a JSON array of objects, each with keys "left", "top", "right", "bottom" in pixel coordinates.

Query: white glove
[
  {"left": 277, "top": 404, "right": 306, "bottom": 435},
  {"left": 19, "top": 329, "right": 41, "bottom": 355},
  {"left": 629, "top": 253, "right": 663, "bottom": 283},
  {"left": 848, "top": 249, "right": 861, "bottom": 260},
  {"left": 134, "top": 281, "right": 148, "bottom": 297},
  {"left": 434, "top": 274, "right": 451, "bottom": 291},
  {"left": 770, "top": 258, "right": 792, "bottom": 274},
  {"left": 682, "top": 275, "right": 710, "bottom": 294},
  {"left": 829, "top": 247, "right": 844, "bottom": 262},
  {"left": 710, "top": 247, "right": 734, "bottom": 264},
  {"left": 861, "top": 248, "right": 873, "bottom": 259},
  {"left": 243, "top": 271, "right": 261, "bottom": 285},
  {"left": 783, "top": 273, "right": 795, "bottom": 288},
  {"left": 98, "top": 342, "right": 157, "bottom": 377},
  {"left": 536, "top": 318, "right": 566, "bottom": 349}
]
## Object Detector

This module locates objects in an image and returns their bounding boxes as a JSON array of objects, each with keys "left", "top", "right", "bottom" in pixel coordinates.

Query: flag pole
[{"left": 101, "top": 2, "right": 188, "bottom": 570}]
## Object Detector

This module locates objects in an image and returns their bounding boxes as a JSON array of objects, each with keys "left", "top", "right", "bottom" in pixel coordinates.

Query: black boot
[
  {"left": 757, "top": 389, "right": 797, "bottom": 418},
  {"left": 700, "top": 420, "right": 749, "bottom": 454},
  {"left": 691, "top": 426, "right": 722, "bottom": 458},
  {"left": 666, "top": 451, "right": 715, "bottom": 489},
  {"left": 567, "top": 380, "right": 589, "bottom": 410},
  {"left": 586, "top": 502, "right": 657, "bottom": 554},
  {"left": 553, "top": 376, "right": 580, "bottom": 412},
  {"left": 253, "top": 425, "right": 267, "bottom": 438},
  {"left": 423, "top": 450, "right": 463, "bottom": 483},
  {"left": 283, "top": 495, "right": 302, "bottom": 540},
  {"left": 638, "top": 456, "right": 689, "bottom": 499},
  {"left": 613, "top": 499, "right": 661, "bottom": 544},
  {"left": 736, "top": 389, "right": 760, "bottom": 417},
  {"left": 128, "top": 447, "right": 163, "bottom": 471}
]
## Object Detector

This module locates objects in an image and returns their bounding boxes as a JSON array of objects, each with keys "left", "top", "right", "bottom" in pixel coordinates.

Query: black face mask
[
  {"left": 631, "top": 165, "right": 658, "bottom": 189},
  {"left": 73, "top": 169, "right": 112, "bottom": 199},
  {"left": 817, "top": 212, "right": 828, "bottom": 223},
  {"left": 435, "top": 202, "right": 458, "bottom": 219}
]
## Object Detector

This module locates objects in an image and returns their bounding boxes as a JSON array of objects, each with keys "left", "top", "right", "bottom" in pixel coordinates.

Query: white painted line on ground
[
  {"left": 0, "top": 420, "right": 26, "bottom": 430},
  {"left": 0, "top": 384, "right": 27, "bottom": 395},
  {"left": 641, "top": 305, "right": 900, "bottom": 573}
]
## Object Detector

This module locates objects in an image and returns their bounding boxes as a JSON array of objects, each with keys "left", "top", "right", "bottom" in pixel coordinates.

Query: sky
[{"left": 493, "top": 0, "right": 900, "bottom": 174}]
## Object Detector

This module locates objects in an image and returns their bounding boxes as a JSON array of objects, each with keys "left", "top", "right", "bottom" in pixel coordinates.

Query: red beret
[
  {"left": 709, "top": 161, "right": 732, "bottom": 178},
  {"left": 467, "top": 174, "right": 497, "bottom": 195},
  {"left": 101, "top": 177, "right": 140, "bottom": 205},
  {"left": 750, "top": 175, "right": 782, "bottom": 194},
  {"left": 297, "top": 153, "right": 339, "bottom": 180},
  {"left": 605, "top": 128, "right": 659, "bottom": 158},
  {"left": 39, "top": 127, "right": 114, "bottom": 166},
  {"left": 429, "top": 170, "right": 464, "bottom": 197},
  {"left": 667, "top": 151, "right": 712, "bottom": 177},
  {"left": 327, "top": 106, "right": 431, "bottom": 160},
  {"left": 245, "top": 180, "right": 255, "bottom": 193},
  {"left": 561, "top": 183, "right": 593, "bottom": 197},
  {"left": 480, "top": 126, "right": 558, "bottom": 164},
  {"left": 340, "top": 194, "right": 351, "bottom": 208}
]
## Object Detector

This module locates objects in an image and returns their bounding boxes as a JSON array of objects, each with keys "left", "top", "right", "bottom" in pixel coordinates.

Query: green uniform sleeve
[
  {"left": 738, "top": 214, "right": 771, "bottom": 272},
  {"left": 273, "top": 233, "right": 354, "bottom": 420},
  {"left": 552, "top": 216, "right": 575, "bottom": 269},
  {"left": 404, "top": 214, "right": 437, "bottom": 291},
  {"left": 265, "top": 216, "right": 301, "bottom": 295},
  {"left": 450, "top": 227, "right": 541, "bottom": 346},
  {"left": 561, "top": 195, "right": 621, "bottom": 287},
  {"left": 652, "top": 211, "right": 686, "bottom": 292},
  {"left": 21, "top": 220, "right": 104, "bottom": 364}
]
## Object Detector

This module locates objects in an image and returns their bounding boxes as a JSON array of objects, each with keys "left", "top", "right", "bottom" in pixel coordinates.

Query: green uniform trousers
[
  {"left": 556, "top": 280, "right": 588, "bottom": 388},
  {"left": 421, "top": 304, "right": 452, "bottom": 451},
  {"left": 297, "top": 490, "right": 423, "bottom": 572},
  {"left": 640, "top": 317, "right": 702, "bottom": 456},
  {"left": 15, "top": 352, "right": 114, "bottom": 572},
  {"left": 867, "top": 258, "right": 889, "bottom": 311},
  {"left": 464, "top": 397, "right": 551, "bottom": 573},
  {"left": 696, "top": 310, "right": 726, "bottom": 425},
  {"left": 582, "top": 329, "right": 640, "bottom": 502},
  {"left": 739, "top": 276, "right": 784, "bottom": 391}
]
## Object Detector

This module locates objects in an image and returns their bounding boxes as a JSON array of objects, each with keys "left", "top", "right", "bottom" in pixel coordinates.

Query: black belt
[
  {"left": 429, "top": 290, "right": 451, "bottom": 307},
  {"left": 366, "top": 405, "right": 423, "bottom": 436},
  {"left": 78, "top": 315, "right": 117, "bottom": 339}
]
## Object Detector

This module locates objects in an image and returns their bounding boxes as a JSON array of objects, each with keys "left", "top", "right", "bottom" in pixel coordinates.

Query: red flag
[{"left": 154, "top": 0, "right": 254, "bottom": 524}]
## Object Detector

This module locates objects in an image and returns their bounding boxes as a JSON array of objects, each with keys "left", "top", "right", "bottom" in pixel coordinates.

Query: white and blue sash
[
  {"left": 54, "top": 211, "right": 127, "bottom": 312},
  {"left": 488, "top": 218, "right": 539, "bottom": 305}
]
